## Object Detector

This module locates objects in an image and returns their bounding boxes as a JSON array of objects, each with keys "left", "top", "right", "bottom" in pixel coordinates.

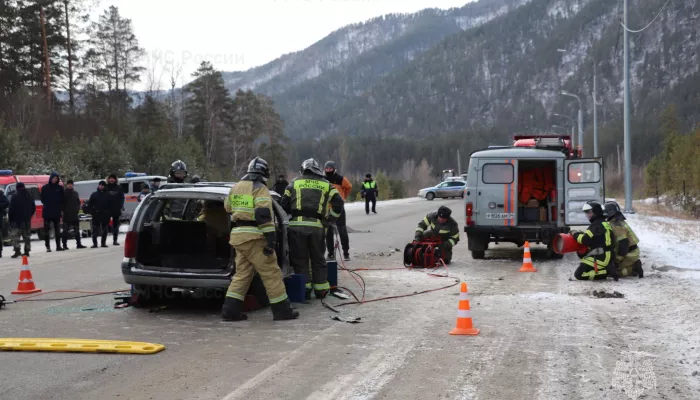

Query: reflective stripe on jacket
[
  {"left": 416, "top": 212, "right": 460, "bottom": 247},
  {"left": 574, "top": 218, "right": 615, "bottom": 272},
  {"left": 225, "top": 180, "right": 275, "bottom": 245},
  {"left": 281, "top": 174, "right": 343, "bottom": 229}
]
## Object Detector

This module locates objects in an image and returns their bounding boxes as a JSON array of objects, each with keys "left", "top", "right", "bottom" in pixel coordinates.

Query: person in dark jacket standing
[
  {"left": 361, "top": 174, "right": 378, "bottom": 215},
  {"left": 105, "top": 174, "right": 125, "bottom": 246},
  {"left": 87, "top": 181, "right": 111, "bottom": 248},
  {"left": 0, "top": 190, "right": 9, "bottom": 258},
  {"left": 61, "top": 180, "right": 85, "bottom": 250},
  {"left": 8, "top": 182, "right": 35, "bottom": 258},
  {"left": 272, "top": 175, "right": 288, "bottom": 195},
  {"left": 40, "top": 172, "right": 64, "bottom": 252}
]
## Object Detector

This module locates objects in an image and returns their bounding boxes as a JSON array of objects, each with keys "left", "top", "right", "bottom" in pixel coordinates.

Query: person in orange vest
[{"left": 324, "top": 161, "right": 352, "bottom": 261}]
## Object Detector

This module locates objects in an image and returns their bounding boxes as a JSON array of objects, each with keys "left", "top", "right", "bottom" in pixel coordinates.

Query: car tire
[
  {"left": 460, "top": 191, "right": 465, "bottom": 198},
  {"left": 471, "top": 250, "right": 485, "bottom": 260},
  {"left": 426, "top": 192, "right": 435, "bottom": 201}
]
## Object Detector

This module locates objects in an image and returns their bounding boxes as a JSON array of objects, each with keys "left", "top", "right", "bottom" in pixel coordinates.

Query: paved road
[{"left": 0, "top": 198, "right": 697, "bottom": 399}]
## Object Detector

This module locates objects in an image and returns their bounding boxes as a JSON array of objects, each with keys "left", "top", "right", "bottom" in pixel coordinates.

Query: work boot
[
  {"left": 22, "top": 250, "right": 29, "bottom": 257},
  {"left": 314, "top": 289, "right": 329, "bottom": 299},
  {"left": 343, "top": 253, "right": 350, "bottom": 261},
  {"left": 56, "top": 246, "right": 65, "bottom": 252},
  {"left": 327, "top": 252, "right": 335, "bottom": 261},
  {"left": 46, "top": 246, "right": 51, "bottom": 253},
  {"left": 609, "top": 265, "right": 619, "bottom": 282},
  {"left": 113, "top": 240, "right": 120, "bottom": 246},
  {"left": 633, "top": 260, "right": 644, "bottom": 278},
  {"left": 221, "top": 297, "right": 247, "bottom": 321},
  {"left": 305, "top": 289, "right": 313, "bottom": 301},
  {"left": 76, "top": 244, "right": 87, "bottom": 249},
  {"left": 271, "top": 299, "right": 299, "bottom": 321}
]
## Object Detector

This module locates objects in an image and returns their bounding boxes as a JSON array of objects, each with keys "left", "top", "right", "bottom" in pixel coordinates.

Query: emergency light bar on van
[
  {"left": 0, "top": 170, "right": 13, "bottom": 176},
  {"left": 125, "top": 172, "right": 147, "bottom": 178}
]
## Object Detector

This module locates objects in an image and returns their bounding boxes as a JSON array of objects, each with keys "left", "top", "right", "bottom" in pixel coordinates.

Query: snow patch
[{"left": 626, "top": 213, "right": 700, "bottom": 270}]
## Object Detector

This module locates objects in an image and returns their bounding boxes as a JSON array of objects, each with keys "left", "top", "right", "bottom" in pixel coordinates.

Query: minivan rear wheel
[{"left": 471, "top": 250, "right": 485, "bottom": 259}]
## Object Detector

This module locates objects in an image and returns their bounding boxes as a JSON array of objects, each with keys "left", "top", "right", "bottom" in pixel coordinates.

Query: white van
[
  {"left": 73, "top": 173, "right": 168, "bottom": 222},
  {"left": 463, "top": 141, "right": 604, "bottom": 259}
]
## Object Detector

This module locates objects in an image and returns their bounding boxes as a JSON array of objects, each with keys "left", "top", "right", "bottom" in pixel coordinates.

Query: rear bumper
[
  {"left": 121, "top": 259, "right": 232, "bottom": 289},
  {"left": 465, "top": 225, "right": 570, "bottom": 249}
]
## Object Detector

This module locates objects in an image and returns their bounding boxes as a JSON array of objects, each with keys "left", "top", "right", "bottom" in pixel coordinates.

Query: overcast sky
[{"left": 98, "top": 0, "right": 471, "bottom": 91}]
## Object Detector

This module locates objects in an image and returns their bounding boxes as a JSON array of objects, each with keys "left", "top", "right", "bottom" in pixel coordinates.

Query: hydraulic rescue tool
[{"left": 404, "top": 237, "right": 445, "bottom": 268}]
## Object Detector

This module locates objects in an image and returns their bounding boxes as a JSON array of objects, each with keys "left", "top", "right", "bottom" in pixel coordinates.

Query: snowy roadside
[{"left": 626, "top": 213, "right": 700, "bottom": 271}]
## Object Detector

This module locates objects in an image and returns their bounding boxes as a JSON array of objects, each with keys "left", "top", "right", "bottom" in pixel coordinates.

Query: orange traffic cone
[
  {"left": 11, "top": 256, "right": 42, "bottom": 295},
  {"left": 449, "top": 282, "right": 480, "bottom": 336},
  {"left": 519, "top": 241, "right": 537, "bottom": 272}
]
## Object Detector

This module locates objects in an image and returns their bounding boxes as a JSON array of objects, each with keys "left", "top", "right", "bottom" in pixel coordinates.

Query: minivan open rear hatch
[{"left": 132, "top": 191, "right": 232, "bottom": 272}]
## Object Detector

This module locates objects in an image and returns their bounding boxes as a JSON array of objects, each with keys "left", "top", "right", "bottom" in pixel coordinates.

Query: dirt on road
[{"left": 0, "top": 199, "right": 698, "bottom": 400}]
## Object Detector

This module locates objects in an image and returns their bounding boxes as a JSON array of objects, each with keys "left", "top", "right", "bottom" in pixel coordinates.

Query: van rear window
[
  {"left": 482, "top": 164, "right": 513, "bottom": 184},
  {"left": 568, "top": 162, "right": 601, "bottom": 184}
]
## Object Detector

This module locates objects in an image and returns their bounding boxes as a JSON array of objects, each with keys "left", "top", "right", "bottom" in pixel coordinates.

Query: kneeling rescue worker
[
  {"left": 604, "top": 201, "right": 643, "bottom": 278},
  {"left": 414, "top": 206, "right": 460, "bottom": 264},
  {"left": 281, "top": 158, "right": 344, "bottom": 300},
  {"left": 221, "top": 157, "right": 299, "bottom": 321},
  {"left": 571, "top": 201, "right": 618, "bottom": 281}
]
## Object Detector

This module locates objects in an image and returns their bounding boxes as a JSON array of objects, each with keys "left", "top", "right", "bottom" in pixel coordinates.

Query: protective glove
[
  {"left": 414, "top": 231, "right": 424, "bottom": 242},
  {"left": 423, "top": 230, "right": 434, "bottom": 238},
  {"left": 570, "top": 230, "right": 582, "bottom": 238}
]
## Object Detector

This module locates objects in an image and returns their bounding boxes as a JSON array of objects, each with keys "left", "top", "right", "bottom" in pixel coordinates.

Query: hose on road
[{"left": 323, "top": 230, "right": 460, "bottom": 313}]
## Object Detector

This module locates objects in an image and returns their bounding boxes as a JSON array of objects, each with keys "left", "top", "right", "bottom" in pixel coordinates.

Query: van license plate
[{"left": 486, "top": 213, "right": 515, "bottom": 219}]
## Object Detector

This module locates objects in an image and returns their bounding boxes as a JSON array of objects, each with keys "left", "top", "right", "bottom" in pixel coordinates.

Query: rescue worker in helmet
[
  {"left": 281, "top": 158, "right": 344, "bottom": 300},
  {"left": 604, "top": 201, "right": 643, "bottom": 278},
  {"left": 168, "top": 160, "right": 188, "bottom": 183},
  {"left": 191, "top": 175, "right": 202, "bottom": 184},
  {"left": 414, "top": 206, "right": 460, "bottom": 264},
  {"left": 221, "top": 157, "right": 298, "bottom": 321},
  {"left": 570, "top": 201, "right": 619, "bottom": 281}
]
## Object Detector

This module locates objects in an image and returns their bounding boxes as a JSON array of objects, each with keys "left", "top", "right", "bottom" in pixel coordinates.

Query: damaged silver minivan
[{"left": 121, "top": 183, "right": 291, "bottom": 306}]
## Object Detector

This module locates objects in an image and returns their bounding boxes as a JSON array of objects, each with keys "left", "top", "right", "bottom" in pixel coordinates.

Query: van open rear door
[
  {"left": 564, "top": 159, "right": 604, "bottom": 225},
  {"left": 475, "top": 159, "right": 518, "bottom": 227}
]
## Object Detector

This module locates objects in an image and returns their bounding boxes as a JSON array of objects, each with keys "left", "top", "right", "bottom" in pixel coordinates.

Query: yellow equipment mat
[{"left": 0, "top": 338, "right": 165, "bottom": 354}]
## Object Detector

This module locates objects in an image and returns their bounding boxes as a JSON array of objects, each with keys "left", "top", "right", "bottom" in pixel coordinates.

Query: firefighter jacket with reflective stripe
[
  {"left": 224, "top": 179, "right": 276, "bottom": 246},
  {"left": 610, "top": 217, "right": 640, "bottom": 264},
  {"left": 281, "top": 173, "right": 344, "bottom": 229},
  {"left": 415, "top": 212, "right": 460, "bottom": 247},
  {"left": 574, "top": 217, "right": 615, "bottom": 271}
]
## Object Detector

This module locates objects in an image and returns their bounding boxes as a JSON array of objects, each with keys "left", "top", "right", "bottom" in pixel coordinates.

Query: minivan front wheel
[
  {"left": 426, "top": 192, "right": 435, "bottom": 201},
  {"left": 471, "top": 250, "right": 485, "bottom": 259}
]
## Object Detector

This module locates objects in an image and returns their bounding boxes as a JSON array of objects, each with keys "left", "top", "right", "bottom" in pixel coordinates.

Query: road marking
[{"left": 219, "top": 324, "right": 339, "bottom": 400}]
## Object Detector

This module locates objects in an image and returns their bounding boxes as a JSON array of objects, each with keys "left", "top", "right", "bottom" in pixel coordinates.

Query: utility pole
[
  {"left": 593, "top": 63, "right": 599, "bottom": 158},
  {"left": 623, "top": 0, "right": 633, "bottom": 213},
  {"left": 561, "top": 91, "right": 583, "bottom": 157},
  {"left": 457, "top": 149, "right": 462, "bottom": 175},
  {"left": 40, "top": 6, "right": 52, "bottom": 111}
]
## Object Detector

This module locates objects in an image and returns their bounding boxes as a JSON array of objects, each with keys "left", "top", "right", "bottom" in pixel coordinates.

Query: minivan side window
[
  {"left": 568, "top": 162, "right": 601, "bottom": 184},
  {"left": 482, "top": 164, "right": 513, "bottom": 184}
]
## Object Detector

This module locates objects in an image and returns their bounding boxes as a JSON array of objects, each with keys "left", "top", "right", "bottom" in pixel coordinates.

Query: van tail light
[
  {"left": 125, "top": 231, "right": 138, "bottom": 258},
  {"left": 466, "top": 202, "right": 474, "bottom": 227}
]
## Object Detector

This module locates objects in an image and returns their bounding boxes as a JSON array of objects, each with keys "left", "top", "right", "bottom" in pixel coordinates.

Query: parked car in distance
[
  {"left": 418, "top": 180, "right": 466, "bottom": 200},
  {"left": 121, "top": 182, "right": 291, "bottom": 306}
]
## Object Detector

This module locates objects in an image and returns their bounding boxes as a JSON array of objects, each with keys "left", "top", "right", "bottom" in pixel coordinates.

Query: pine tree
[
  {"left": 183, "top": 61, "right": 235, "bottom": 165},
  {"left": 256, "top": 94, "right": 287, "bottom": 178}
]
